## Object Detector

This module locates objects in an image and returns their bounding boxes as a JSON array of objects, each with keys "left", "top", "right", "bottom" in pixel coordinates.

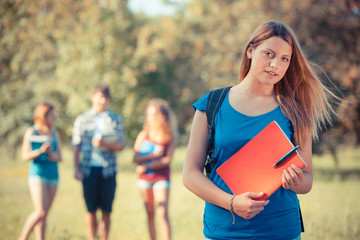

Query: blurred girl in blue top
[
  {"left": 19, "top": 102, "right": 62, "bottom": 240},
  {"left": 183, "top": 20, "right": 337, "bottom": 240}
]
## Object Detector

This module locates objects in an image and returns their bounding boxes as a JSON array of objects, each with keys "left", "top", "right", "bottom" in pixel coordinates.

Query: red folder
[{"left": 216, "top": 121, "right": 306, "bottom": 201}]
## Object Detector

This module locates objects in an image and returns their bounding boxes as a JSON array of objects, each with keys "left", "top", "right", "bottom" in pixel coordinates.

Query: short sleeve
[
  {"left": 192, "top": 93, "right": 210, "bottom": 112},
  {"left": 72, "top": 115, "right": 82, "bottom": 146},
  {"left": 113, "top": 113, "right": 126, "bottom": 146}
]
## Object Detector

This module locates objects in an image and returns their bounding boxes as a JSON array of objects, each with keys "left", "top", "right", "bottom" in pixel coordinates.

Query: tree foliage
[{"left": 1, "top": 0, "right": 359, "bottom": 160}]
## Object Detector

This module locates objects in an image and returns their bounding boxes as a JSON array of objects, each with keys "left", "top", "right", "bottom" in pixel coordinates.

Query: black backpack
[
  {"left": 203, "top": 86, "right": 305, "bottom": 232},
  {"left": 205, "top": 86, "right": 231, "bottom": 176}
]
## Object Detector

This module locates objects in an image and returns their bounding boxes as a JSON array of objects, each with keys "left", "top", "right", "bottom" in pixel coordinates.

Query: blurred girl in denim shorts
[
  {"left": 133, "top": 98, "right": 177, "bottom": 240},
  {"left": 19, "top": 103, "right": 62, "bottom": 240}
]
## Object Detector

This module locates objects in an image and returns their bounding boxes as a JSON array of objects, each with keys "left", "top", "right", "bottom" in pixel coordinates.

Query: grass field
[{"left": 1, "top": 146, "right": 359, "bottom": 240}]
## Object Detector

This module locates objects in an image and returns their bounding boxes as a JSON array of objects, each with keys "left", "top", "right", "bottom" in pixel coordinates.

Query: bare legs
[
  {"left": 18, "top": 183, "right": 57, "bottom": 240},
  {"left": 86, "top": 211, "right": 111, "bottom": 240},
  {"left": 141, "top": 188, "right": 156, "bottom": 240},
  {"left": 154, "top": 187, "right": 171, "bottom": 240},
  {"left": 140, "top": 186, "right": 171, "bottom": 240},
  {"left": 86, "top": 212, "right": 97, "bottom": 240}
]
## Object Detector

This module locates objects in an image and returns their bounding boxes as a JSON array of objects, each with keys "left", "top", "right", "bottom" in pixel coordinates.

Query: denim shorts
[
  {"left": 204, "top": 235, "right": 301, "bottom": 240},
  {"left": 136, "top": 179, "right": 170, "bottom": 189},
  {"left": 82, "top": 167, "right": 116, "bottom": 213},
  {"left": 29, "top": 175, "right": 59, "bottom": 186}
]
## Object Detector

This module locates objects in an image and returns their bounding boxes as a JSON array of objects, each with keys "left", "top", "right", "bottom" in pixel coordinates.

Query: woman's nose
[{"left": 269, "top": 58, "right": 279, "bottom": 69}]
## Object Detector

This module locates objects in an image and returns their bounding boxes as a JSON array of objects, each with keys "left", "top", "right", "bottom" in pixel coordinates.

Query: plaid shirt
[{"left": 72, "top": 108, "right": 125, "bottom": 178}]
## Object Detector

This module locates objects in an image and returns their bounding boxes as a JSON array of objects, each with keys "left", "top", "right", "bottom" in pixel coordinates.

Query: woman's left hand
[
  {"left": 282, "top": 164, "right": 304, "bottom": 190},
  {"left": 136, "top": 165, "right": 147, "bottom": 175},
  {"left": 40, "top": 142, "right": 52, "bottom": 154}
]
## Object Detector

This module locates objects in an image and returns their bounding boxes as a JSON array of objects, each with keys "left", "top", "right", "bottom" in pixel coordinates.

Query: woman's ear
[{"left": 247, "top": 47, "right": 254, "bottom": 59}]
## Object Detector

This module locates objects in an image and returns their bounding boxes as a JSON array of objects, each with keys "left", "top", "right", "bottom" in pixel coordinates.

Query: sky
[{"left": 127, "top": 0, "right": 190, "bottom": 16}]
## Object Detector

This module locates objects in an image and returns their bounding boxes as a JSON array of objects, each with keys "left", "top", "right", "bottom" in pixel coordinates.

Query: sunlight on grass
[{"left": 1, "top": 146, "right": 359, "bottom": 239}]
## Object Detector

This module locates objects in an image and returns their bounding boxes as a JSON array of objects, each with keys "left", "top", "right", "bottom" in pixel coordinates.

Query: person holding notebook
[
  {"left": 19, "top": 103, "right": 62, "bottom": 240},
  {"left": 72, "top": 84, "right": 125, "bottom": 240},
  {"left": 183, "top": 20, "right": 337, "bottom": 240},
  {"left": 133, "top": 98, "right": 177, "bottom": 240}
]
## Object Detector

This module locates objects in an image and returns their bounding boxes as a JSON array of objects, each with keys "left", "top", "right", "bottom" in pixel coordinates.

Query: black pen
[{"left": 272, "top": 145, "right": 300, "bottom": 167}]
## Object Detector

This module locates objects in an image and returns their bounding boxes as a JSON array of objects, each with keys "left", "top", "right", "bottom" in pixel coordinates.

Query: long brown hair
[
  {"left": 239, "top": 20, "right": 336, "bottom": 146},
  {"left": 33, "top": 102, "right": 54, "bottom": 128},
  {"left": 143, "top": 98, "right": 177, "bottom": 144}
]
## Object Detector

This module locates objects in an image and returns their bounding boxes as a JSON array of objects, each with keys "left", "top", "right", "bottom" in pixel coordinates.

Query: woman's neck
[
  {"left": 237, "top": 78, "right": 275, "bottom": 98},
  {"left": 147, "top": 129, "right": 167, "bottom": 144},
  {"left": 34, "top": 124, "right": 51, "bottom": 134}
]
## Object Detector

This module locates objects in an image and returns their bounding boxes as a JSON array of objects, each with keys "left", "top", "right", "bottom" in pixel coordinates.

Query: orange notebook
[{"left": 216, "top": 121, "right": 306, "bottom": 201}]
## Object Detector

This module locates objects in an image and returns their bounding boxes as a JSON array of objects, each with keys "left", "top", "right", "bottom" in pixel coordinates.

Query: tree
[
  {"left": 279, "top": 0, "right": 360, "bottom": 167},
  {"left": 0, "top": 0, "right": 137, "bottom": 157},
  {"left": 1, "top": 0, "right": 359, "bottom": 163}
]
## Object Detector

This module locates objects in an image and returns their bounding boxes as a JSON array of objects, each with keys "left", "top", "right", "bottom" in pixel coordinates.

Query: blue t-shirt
[
  {"left": 29, "top": 126, "right": 59, "bottom": 180},
  {"left": 193, "top": 91, "right": 302, "bottom": 240}
]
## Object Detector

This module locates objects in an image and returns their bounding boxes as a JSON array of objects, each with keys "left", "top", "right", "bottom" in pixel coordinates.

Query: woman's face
[
  {"left": 46, "top": 110, "right": 56, "bottom": 129},
  {"left": 247, "top": 36, "right": 292, "bottom": 86},
  {"left": 146, "top": 105, "right": 158, "bottom": 123}
]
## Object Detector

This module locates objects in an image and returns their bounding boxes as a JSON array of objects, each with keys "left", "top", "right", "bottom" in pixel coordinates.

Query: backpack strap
[
  {"left": 205, "top": 86, "right": 231, "bottom": 176},
  {"left": 31, "top": 125, "right": 40, "bottom": 135},
  {"left": 300, "top": 205, "right": 305, "bottom": 232}
]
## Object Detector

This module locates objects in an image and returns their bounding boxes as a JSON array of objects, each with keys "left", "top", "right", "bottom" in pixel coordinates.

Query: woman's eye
[
  {"left": 282, "top": 57, "right": 289, "bottom": 62},
  {"left": 265, "top": 52, "right": 272, "bottom": 56}
]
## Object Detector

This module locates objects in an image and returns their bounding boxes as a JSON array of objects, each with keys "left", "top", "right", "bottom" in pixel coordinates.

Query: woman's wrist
[{"left": 229, "top": 195, "right": 236, "bottom": 224}]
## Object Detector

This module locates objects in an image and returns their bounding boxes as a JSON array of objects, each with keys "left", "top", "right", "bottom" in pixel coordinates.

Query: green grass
[{"left": 1, "top": 146, "right": 359, "bottom": 240}]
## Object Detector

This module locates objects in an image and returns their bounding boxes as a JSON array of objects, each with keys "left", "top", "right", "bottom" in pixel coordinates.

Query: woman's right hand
[{"left": 232, "top": 192, "right": 270, "bottom": 220}]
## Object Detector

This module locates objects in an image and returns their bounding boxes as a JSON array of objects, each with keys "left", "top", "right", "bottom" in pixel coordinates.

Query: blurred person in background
[
  {"left": 183, "top": 20, "right": 337, "bottom": 240},
  {"left": 19, "top": 102, "right": 62, "bottom": 240},
  {"left": 72, "top": 84, "right": 125, "bottom": 240},
  {"left": 133, "top": 98, "right": 177, "bottom": 240}
]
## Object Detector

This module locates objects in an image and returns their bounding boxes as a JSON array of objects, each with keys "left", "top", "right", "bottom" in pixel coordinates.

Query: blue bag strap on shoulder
[
  {"left": 205, "top": 86, "right": 231, "bottom": 176},
  {"left": 31, "top": 125, "right": 40, "bottom": 135}
]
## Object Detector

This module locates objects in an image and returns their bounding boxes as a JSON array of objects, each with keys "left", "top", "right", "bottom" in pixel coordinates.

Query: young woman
[
  {"left": 133, "top": 98, "right": 177, "bottom": 240},
  {"left": 19, "top": 103, "right": 62, "bottom": 240},
  {"left": 183, "top": 20, "right": 337, "bottom": 240}
]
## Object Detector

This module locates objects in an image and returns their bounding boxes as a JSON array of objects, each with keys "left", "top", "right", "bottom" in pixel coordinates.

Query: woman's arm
[
  {"left": 48, "top": 130, "right": 63, "bottom": 162},
  {"left": 183, "top": 110, "right": 233, "bottom": 208},
  {"left": 133, "top": 131, "right": 157, "bottom": 164},
  {"left": 143, "top": 138, "right": 176, "bottom": 170},
  {"left": 183, "top": 110, "right": 269, "bottom": 219},
  {"left": 22, "top": 128, "right": 44, "bottom": 162},
  {"left": 282, "top": 137, "right": 313, "bottom": 194}
]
